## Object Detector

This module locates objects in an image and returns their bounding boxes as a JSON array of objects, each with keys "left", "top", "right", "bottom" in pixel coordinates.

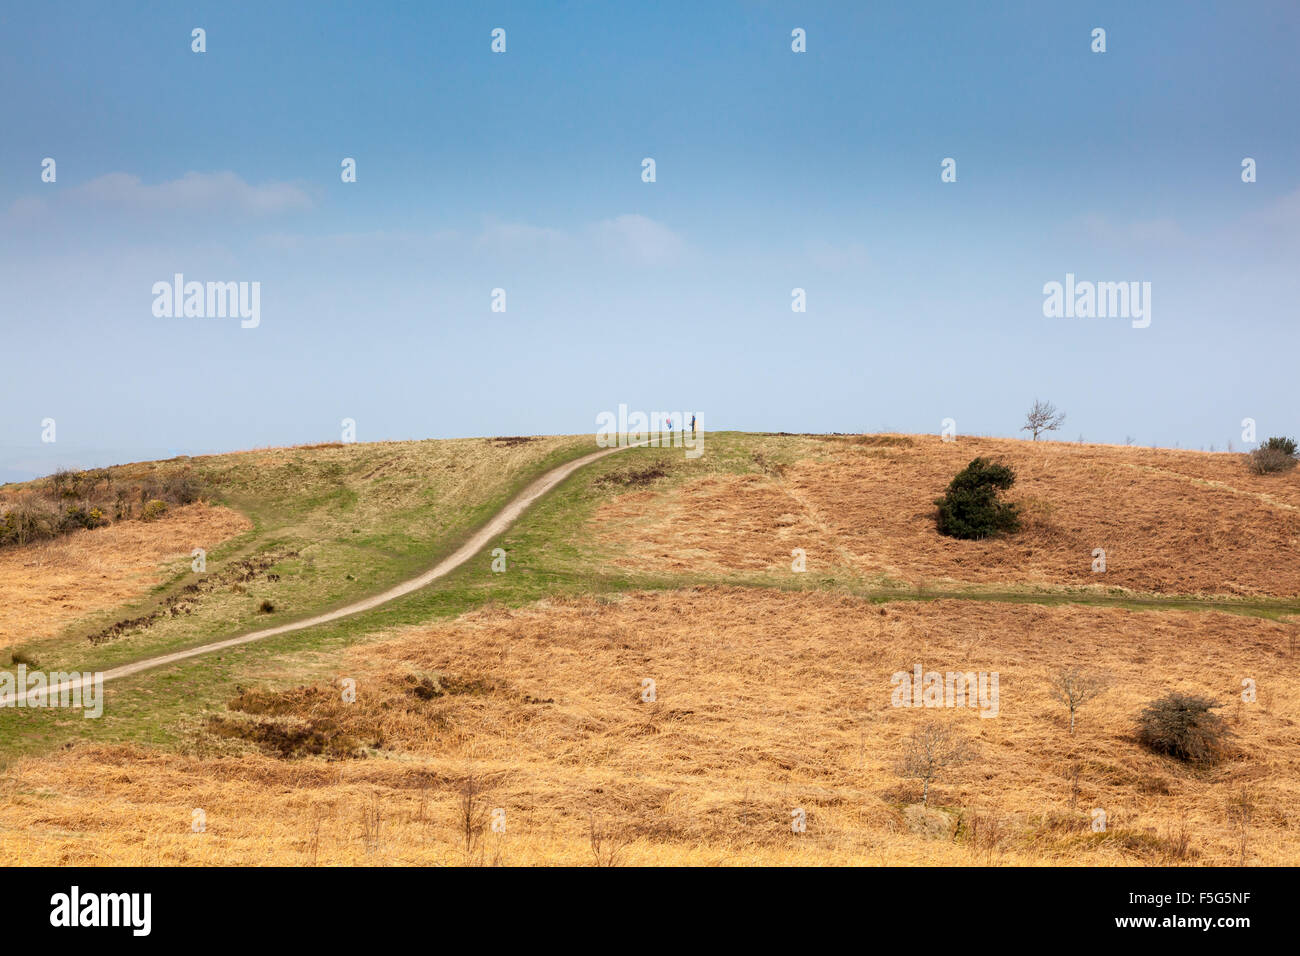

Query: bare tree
[
  {"left": 1226, "top": 788, "right": 1254, "bottom": 866},
  {"left": 1048, "top": 667, "right": 1112, "bottom": 734},
  {"left": 1022, "top": 399, "right": 1066, "bottom": 441},
  {"left": 361, "top": 791, "right": 381, "bottom": 855},
  {"left": 458, "top": 771, "right": 489, "bottom": 864},
  {"left": 896, "top": 720, "right": 974, "bottom": 806},
  {"left": 588, "top": 810, "right": 631, "bottom": 867}
]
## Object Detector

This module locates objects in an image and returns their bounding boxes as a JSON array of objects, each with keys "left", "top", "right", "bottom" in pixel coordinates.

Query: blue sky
[{"left": 2, "top": 1, "right": 1298, "bottom": 480}]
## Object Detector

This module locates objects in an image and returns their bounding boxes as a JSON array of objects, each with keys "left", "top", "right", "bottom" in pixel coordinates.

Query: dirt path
[{"left": 0, "top": 444, "right": 632, "bottom": 707}]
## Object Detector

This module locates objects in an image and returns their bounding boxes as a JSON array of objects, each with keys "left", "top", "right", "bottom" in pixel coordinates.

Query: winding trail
[{"left": 1, "top": 443, "right": 633, "bottom": 708}]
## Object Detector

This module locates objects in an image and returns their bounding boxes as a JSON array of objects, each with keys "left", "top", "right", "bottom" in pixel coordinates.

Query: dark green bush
[
  {"left": 1137, "top": 693, "right": 1234, "bottom": 765},
  {"left": 59, "top": 503, "right": 107, "bottom": 532},
  {"left": 934, "top": 457, "right": 1022, "bottom": 539},
  {"left": 1261, "top": 436, "right": 1298, "bottom": 456}
]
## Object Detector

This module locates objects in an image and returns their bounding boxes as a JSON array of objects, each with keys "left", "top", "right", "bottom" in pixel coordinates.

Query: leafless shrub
[
  {"left": 161, "top": 472, "right": 202, "bottom": 504},
  {"left": 458, "top": 773, "right": 489, "bottom": 863},
  {"left": 416, "top": 777, "right": 430, "bottom": 825},
  {"left": 588, "top": 810, "right": 631, "bottom": 867},
  {"left": 308, "top": 814, "right": 323, "bottom": 865},
  {"left": 1246, "top": 446, "right": 1297, "bottom": 475},
  {"left": 895, "top": 719, "right": 975, "bottom": 806},
  {"left": 1226, "top": 788, "right": 1254, "bottom": 866},
  {"left": 361, "top": 792, "right": 381, "bottom": 854},
  {"left": 1048, "top": 667, "right": 1113, "bottom": 734},
  {"left": 1163, "top": 816, "right": 1194, "bottom": 862},
  {"left": 961, "top": 808, "right": 1009, "bottom": 854},
  {"left": 0, "top": 496, "right": 59, "bottom": 546},
  {"left": 1067, "top": 759, "right": 1083, "bottom": 809}
]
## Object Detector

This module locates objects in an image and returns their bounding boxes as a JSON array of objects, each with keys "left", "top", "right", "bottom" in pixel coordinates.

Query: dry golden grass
[
  {"left": 3, "top": 436, "right": 590, "bottom": 666},
  {"left": 2, "top": 588, "right": 1295, "bottom": 865},
  {"left": 0, "top": 504, "right": 250, "bottom": 649},
  {"left": 594, "top": 436, "right": 1300, "bottom": 596}
]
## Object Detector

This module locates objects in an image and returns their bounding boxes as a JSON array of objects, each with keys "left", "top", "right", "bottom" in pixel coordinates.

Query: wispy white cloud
[
  {"left": 256, "top": 228, "right": 453, "bottom": 253},
  {"left": 474, "top": 214, "right": 686, "bottom": 265},
  {"left": 260, "top": 215, "right": 688, "bottom": 266},
  {"left": 588, "top": 214, "right": 685, "bottom": 265},
  {"left": 1072, "top": 188, "right": 1300, "bottom": 263},
  {"left": 9, "top": 171, "right": 313, "bottom": 221},
  {"left": 474, "top": 220, "right": 568, "bottom": 253}
]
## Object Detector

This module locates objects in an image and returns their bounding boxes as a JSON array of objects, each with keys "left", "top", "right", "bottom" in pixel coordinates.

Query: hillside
[{"left": 0, "top": 433, "right": 1296, "bottom": 865}]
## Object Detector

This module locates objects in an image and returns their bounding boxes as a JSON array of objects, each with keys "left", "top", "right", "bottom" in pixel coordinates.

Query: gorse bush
[
  {"left": 934, "top": 457, "right": 1021, "bottom": 540},
  {"left": 0, "top": 497, "right": 59, "bottom": 547},
  {"left": 0, "top": 465, "right": 205, "bottom": 549},
  {"left": 1136, "top": 693, "right": 1234, "bottom": 765},
  {"left": 1247, "top": 436, "right": 1298, "bottom": 474},
  {"left": 59, "top": 504, "right": 108, "bottom": 532}
]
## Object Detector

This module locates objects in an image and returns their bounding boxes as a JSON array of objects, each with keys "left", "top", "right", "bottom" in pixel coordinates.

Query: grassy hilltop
[{"left": 0, "top": 432, "right": 1297, "bottom": 865}]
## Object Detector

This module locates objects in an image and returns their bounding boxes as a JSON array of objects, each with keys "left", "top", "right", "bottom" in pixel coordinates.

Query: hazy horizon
[{"left": 3, "top": 1, "right": 1297, "bottom": 481}]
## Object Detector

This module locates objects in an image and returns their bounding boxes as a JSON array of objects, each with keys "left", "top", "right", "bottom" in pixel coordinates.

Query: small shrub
[
  {"left": 1136, "top": 693, "right": 1234, "bottom": 765},
  {"left": 59, "top": 504, "right": 100, "bottom": 532},
  {"left": 594, "top": 463, "right": 670, "bottom": 487},
  {"left": 751, "top": 451, "right": 787, "bottom": 478},
  {"left": 1247, "top": 437, "right": 1298, "bottom": 474},
  {"left": 137, "top": 480, "right": 163, "bottom": 506},
  {"left": 1, "top": 466, "right": 203, "bottom": 550},
  {"left": 0, "top": 498, "right": 59, "bottom": 546},
  {"left": 258, "top": 599, "right": 276, "bottom": 614},
  {"left": 9, "top": 648, "right": 40, "bottom": 668},
  {"left": 161, "top": 472, "right": 201, "bottom": 505},
  {"left": 51, "top": 468, "right": 75, "bottom": 497},
  {"left": 934, "top": 457, "right": 1021, "bottom": 539}
]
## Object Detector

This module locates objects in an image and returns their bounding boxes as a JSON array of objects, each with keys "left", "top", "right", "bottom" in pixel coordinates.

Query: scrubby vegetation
[
  {"left": 594, "top": 462, "right": 671, "bottom": 487},
  {"left": 934, "top": 457, "right": 1022, "bottom": 540},
  {"left": 1, "top": 433, "right": 1298, "bottom": 867},
  {"left": 1136, "top": 692, "right": 1235, "bottom": 765},
  {"left": 4, "top": 588, "right": 1295, "bottom": 866},
  {"left": 0, "top": 466, "right": 203, "bottom": 549},
  {"left": 1247, "top": 436, "right": 1298, "bottom": 475}
]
